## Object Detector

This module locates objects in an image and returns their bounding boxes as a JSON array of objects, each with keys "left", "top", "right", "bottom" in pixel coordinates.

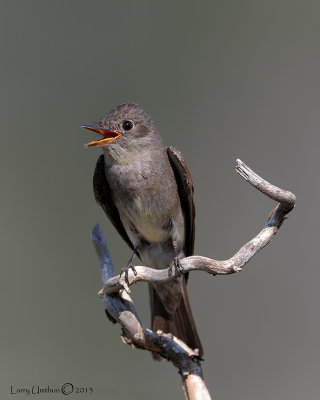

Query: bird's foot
[
  {"left": 119, "top": 262, "right": 137, "bottom": 287},
  {"left": 168, "top": 257, "right": 184, "bottom": 277}
]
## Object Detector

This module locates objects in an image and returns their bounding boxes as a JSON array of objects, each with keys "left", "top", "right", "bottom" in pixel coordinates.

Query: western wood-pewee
[{"left": 82, "top": 103, "right": 202, "bottom": 357}]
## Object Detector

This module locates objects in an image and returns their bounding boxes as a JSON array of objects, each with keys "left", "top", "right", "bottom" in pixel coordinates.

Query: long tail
[{"left": 149, "top": 278, "right": 203, "bottom": 360}]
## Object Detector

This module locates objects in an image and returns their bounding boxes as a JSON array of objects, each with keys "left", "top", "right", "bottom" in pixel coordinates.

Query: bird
[{"left": 82, "top": 103, "right": 203, "bottom": 358}]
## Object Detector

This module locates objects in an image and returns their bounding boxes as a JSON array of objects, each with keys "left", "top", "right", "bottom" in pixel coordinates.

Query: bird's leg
[
  {"left": 120, "top": 247, "right": 138, "bottom": 285},
  {"left": 168, "top": 238, "right": 184, "bottom": 277}
]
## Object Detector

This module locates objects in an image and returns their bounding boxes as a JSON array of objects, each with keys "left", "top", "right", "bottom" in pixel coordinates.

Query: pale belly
[
  {"left": 118, "top": 194, "right": 173, "bottom": 244},
  {"left": 121, "top": 208, "right": 170, "bottom": 246}
]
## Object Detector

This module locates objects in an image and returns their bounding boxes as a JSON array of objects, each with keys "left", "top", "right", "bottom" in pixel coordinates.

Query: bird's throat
[{"left": 102, "top": 144, "right": 146, "bottom": 166}]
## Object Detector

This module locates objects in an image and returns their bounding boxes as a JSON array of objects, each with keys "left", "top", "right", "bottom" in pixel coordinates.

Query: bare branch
[
  {"left": 91, "top": 224, "right": 211, "bottom": 400},
  {"left": 102, "top": 160, "right": 296, "bottom": 295},
  {"left": 235, "top": 159, "right": 296, "bottom": 211},
  {"left": 91, "top": 159, "right": 295, "bottom": 400}
]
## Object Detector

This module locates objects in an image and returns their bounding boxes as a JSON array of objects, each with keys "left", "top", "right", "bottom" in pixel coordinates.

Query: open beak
[{"left": 81, "top": 124, "right": 121, "bottom": 147}]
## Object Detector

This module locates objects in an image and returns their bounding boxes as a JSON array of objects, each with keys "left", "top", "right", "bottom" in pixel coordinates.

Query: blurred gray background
[{"left": 0, "top": 1, "right": 319, "bottom": 399}]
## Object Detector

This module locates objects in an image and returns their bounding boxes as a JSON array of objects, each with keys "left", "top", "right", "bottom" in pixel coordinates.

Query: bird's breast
[
  {"left": 106, "top": 157, "right": 181, "bottom": 243},
  {"left": 120, "top": 192, "right": 174, "bottom": 243}
]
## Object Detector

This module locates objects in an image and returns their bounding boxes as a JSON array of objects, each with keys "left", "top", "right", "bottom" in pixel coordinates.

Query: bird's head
[{"left": 82, "top": 103, "right": 162, "bottom": 162}]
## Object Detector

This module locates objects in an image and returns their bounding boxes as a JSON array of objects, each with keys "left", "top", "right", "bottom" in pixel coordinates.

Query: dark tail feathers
[{"left": 149, "top": 279, "right": 203, "bottom": 360}]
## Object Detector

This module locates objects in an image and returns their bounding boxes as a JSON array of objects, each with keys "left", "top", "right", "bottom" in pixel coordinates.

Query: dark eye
[{"left": 123, "top": 120, "right": 133, "bottom": 131}]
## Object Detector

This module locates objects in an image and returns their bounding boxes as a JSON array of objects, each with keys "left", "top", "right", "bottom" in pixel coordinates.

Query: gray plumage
[{"left": 85, "top": 103, "right": 202, "bottom": 357}]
